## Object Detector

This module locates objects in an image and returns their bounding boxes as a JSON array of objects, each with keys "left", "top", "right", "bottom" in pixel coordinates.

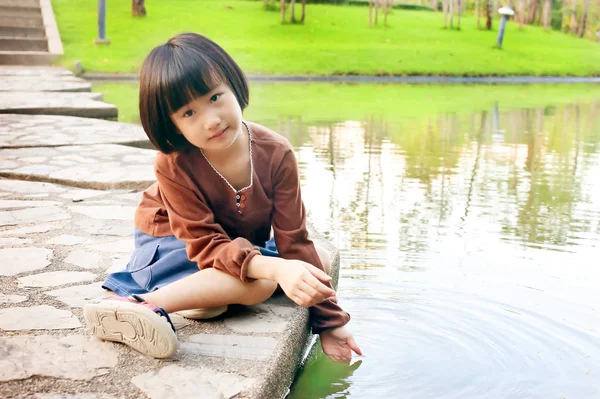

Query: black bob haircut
[{"left": 139, "top": 33, "right": 249, "bottom": 153}]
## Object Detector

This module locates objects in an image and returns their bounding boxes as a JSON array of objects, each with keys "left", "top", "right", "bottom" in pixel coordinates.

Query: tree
[
  {"left": 301, "top": 0, "right": 306, "bottom": 22},
  {"left": 132, "top": 0, "right": 146, "bottom": 16},
  {"left": 577, "top": 0, "right": 590, "bottom": 37},
  {"left": 476, "top": 0, "right": 481, "bottom": 28},
  {"left": 542, "top": 0, "right": 552, "bottom": 30},
  {"left": 518, "top": 0, "right": 526, "bottom": 29},
  {"left": 569, "top": 0, "right": 578, "bottom": 33},
  {"left": 290, "top": 0, "right": 297, "bottom": 22},
  {"left": 486, "top": 0, "right": 492, "bottom": 29}
]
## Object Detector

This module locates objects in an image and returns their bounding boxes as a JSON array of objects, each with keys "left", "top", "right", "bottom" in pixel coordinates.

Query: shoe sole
[
  {"left": 174, "top": 305, "right": 228, "bottom": 320},
  {"left": 83, "top": 300, "right": 178, "bottom": 358}
]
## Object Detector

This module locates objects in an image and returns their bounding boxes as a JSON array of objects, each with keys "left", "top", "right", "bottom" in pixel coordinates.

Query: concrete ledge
[
  {"left": 0, "top": 76, "right": 91, "bottom": 92},
  {"left": 0, "top": 50, "right": 53, "bottom": 65},
  {"left": 0, "top": 91, "right": 117, "bottom": 119},
  {"left": 40, "top": 0, "right": 62, "bottom": 59},
  {"left": 0, "top": 65, "right": 73, "bottom": 76},
  {"left": 0, "top": 179, "right": 338, "bottom": 398},
  {"left": 0, "top": 114, "right": 147, "bottom": 148},
  {"left": 0, "top": 25, "right": 45, "bottom": 37}
]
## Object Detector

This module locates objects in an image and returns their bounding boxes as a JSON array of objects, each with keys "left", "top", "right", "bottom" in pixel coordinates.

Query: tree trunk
[
  {"left": 443, "top": 0, "right": 449, "bottom": 27},
  {"left": 518, "top": 0, "right": 526, "bottom": 28},
  {"left": 281, "top": 0, "right": 286, "bottom": 23},
  {"left": 432, "top": 0, "right": 439, "bottom": 11},
  {"left": 375, "top": 0, "right": 379, "bottom": 25},
  {"left": 527, "top": 0, "right": 539, "bottom": 24},
  {"left": 542, "top": 0, "right": 552, "bottom": 29},
  {"left": 290, "top": 0, "right": 296, "bottom": 22},
  {"left": 457, "top": 0, "right": 462, "bottom": 28},
  {"left": 577, "top": 0, "right": 590, "bottom": 37},
  {"left": 570, "top": 0, "right": 578, "bottom": 33},
  {"left": 132, "top": 0, "right": 146, "bottom": 16},
  {"left": 301, "top": 0, "right": 306, "bottom": 22},
  {"left": 383, "top": 0, "right": 390, "bottom": 25},
  {"left": 449, "top": 0, "right": 454, "bottom": 28},
  {"left": 486, "top": 0, "right": 492, "bottom": 29},
  {"left": 369, "top": 0, "right": 374, "bottom": 25}
]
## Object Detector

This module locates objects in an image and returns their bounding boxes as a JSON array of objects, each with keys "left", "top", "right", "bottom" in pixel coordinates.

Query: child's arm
[{"left": 270, "top": 148, "right": 351, "bottom": 333}]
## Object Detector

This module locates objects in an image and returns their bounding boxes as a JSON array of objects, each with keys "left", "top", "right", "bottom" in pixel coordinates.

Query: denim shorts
[{"left": 102, "top": 229, "right": 279, "bottom": 297}]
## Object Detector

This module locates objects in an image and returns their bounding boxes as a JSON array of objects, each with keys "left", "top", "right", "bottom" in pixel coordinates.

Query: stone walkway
[{"left": 0, "top": 67, "right": 329, "bottom": 399}]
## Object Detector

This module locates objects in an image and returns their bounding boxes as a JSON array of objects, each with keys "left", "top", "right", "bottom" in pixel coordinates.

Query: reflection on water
[{"left": 284, "top": 100, "right": 600, "bottom": 398}]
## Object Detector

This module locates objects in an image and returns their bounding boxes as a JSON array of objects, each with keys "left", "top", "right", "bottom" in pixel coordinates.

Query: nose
[{"left": 204, "top": 112, "right": 221, "bottom": 131}]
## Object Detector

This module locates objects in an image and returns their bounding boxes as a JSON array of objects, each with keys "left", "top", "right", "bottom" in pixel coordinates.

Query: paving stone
[
  {"left": 77, "top": 220, "right": 133, "bottom": 237},
  {"left": 0, "top": 206, "right": 71, "bottom": 226},
  {"left": 0, "top": 179, "right": 66, "bottom": 194},
  {"left": 0, "top": 145, "right": 156, "bottom": 189},
  {"left": 0, "top": 199, "right": 61, "bottom": 208},
  {"left": 88, "top": 239, "right": 133, "bottom": 254},
  {"left": 0, "top": 224, "right": 59, "bottom": 236},
  {"left": 64, "top": 250, "right": 101, "bottom": 269},
  {"left": 0, "top": 77, "right": 92, "bottom": 92},
  {"left": 18, "top": 271, "right": 96, "bottom": 288},
  {"left": 69, "top": 205, "right": 136, "bottom": 221},
  {"left": 0, "top": 335, "right": 118, "bottom": 382},
  {"left": 0, "top": 237, "right": 32, "bottom": 246},
  {"left": 0, "top": 305, "right": 81, "bottom": 330},
  {"left": 47, "top": 235, "right": 90, "bottom": 245},
  {"left": 0, "top": 66, "right": 74, "bottom": 77},
  {"left": 0, "top": 114, "right": 147, "bottom": 147},
  {"left": 45, "top": 282, "right": 108, "bottom": 308},
  {"left": 224, "top": 303, "right": 297, "bottom": 334},
  {"left": 106, "top": 255, "right": 129, "bottom": 274},
  {"left": 59, "top": 189, "right": 108, "bottom": 201},
  {"left": 30, "top": 394, "right": 119, "bottom": 399},
  {"left": 131, "top": 365, "right": 255, "bottom": 399},
  {"left": 0, "top": 293, "right": 27, "bottom": 304},
  {"left": 0, "top": 92, "right": 117, "bottom": 119},
  {"left": 180, "top": 334, "right": 277, "bottom": 361},
  {"left": 0, "top": 247, "right": 52, "bottom": 276}
]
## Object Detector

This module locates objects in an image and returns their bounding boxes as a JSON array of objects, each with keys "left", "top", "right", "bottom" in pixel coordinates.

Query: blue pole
[
  {"left": 96, "top": 0, "right": 110, "bottom": 44},
  {"left": 496, "top": 15, "right": 508, "bottom": 47}
]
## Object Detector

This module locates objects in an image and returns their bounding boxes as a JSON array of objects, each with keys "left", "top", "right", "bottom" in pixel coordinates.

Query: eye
[
  {"left": 183, "top": 109, "right": 195, "bottom": 118},
  {"left": 210, "top": 94, "right": 221, "bottom": 103}
]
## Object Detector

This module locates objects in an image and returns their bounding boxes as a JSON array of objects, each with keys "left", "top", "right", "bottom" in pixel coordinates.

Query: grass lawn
[{"left": 53, "top": 0, "right": 600, "bottom": 76}]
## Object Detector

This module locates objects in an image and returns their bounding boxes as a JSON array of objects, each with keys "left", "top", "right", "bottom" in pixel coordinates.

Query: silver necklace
[{"left": 200, "top": 121, "right": 254, "bottom": 195}]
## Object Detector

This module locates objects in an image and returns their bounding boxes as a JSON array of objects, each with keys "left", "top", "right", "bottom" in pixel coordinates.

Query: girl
[{"left": 83, "top": 33, "right": 361, "bottom": 364}]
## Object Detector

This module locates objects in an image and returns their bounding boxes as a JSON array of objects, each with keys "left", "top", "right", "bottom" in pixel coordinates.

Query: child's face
[{"left": 170, "top": 82, "right": 243, "bottom": 152}]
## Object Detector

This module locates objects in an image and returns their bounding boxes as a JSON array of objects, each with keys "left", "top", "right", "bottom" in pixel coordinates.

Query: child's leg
[
  {"left": 314, "top": 244, "right": 332, "bottom": 275},
  {"left": 139, "top": 268, "right": 278, "bottom": 313}
]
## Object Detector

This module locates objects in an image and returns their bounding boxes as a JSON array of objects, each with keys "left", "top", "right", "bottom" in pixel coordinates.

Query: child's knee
[
  {"left": 315, "top": 245, "right": 332, "bottom": 276},
  {"left": 240, "top": 279, "right": 278, "bottom": 306}
]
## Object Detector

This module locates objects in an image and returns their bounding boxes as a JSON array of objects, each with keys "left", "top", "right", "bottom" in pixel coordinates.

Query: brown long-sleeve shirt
[{"left": 134, "top": 121, "right": 350, "bottom": 334}]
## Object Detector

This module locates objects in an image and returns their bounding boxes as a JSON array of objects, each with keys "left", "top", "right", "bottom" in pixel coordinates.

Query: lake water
[{"left": 97, "top": 83, "right": 600, "bottom": 398}]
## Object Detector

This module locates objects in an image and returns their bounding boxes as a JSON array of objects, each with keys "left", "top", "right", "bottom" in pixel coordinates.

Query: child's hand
[
  {"left": 275, "top": 260, "right": 336, "bottom": 307},
  {"left": 320, "top": 326, "right": 363, "bottom": 364}
]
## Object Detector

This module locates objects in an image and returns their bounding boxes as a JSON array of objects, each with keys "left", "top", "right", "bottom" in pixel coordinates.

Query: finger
[
  {"left": 305, "top": 263, "right": 332, "bottom": 283},
  {"left": 289, "top": 294, "right": 305, "bottom": 307},
  {"left": 347, "top": 335, "right": 363, "bottom": 356},
  {"left": 299, "top": 281, "right": 328, "bottom": 304},
  {"left": 294, "top": 291, "right": 314, "bottom": 307},
  {"left": 305, "top": 274, "right": 336, "bottom": 297}
]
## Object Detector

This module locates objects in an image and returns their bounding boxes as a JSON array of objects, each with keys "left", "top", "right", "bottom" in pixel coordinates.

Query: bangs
[{"left": 158, "top": 49, "right": 225, "bottom": 115}]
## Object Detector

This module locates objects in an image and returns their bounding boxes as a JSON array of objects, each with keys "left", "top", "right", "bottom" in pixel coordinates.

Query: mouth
[{"left": 209, "top": 127, "right": 228, "bottom": 140}]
